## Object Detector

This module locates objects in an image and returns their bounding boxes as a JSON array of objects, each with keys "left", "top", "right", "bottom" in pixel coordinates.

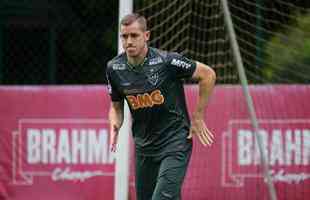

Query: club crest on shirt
[{"left": 147, "top": 72, "right": 159, "bottom": 86}]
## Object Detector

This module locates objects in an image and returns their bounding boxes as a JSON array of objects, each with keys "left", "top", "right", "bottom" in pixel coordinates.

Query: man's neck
[{"left": 127, "top": 46, "right": 148, "bottom": 66}]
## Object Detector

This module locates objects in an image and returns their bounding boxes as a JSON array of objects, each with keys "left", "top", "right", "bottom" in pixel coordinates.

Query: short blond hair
[{"left": 120, "top": 13, "right": 147, "bottom": 31}]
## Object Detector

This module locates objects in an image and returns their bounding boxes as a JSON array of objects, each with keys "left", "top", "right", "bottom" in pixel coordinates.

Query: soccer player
[{"left": 106, "top": 13, "right": 216, "bottom": 200}]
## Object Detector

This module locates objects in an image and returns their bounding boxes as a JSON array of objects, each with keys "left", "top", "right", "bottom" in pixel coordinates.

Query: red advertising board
[
  {"left": 0, "top": 85, "right": 309, "bottom": 200},
  {"left": 0, "top": 86, "right": 114, "bottom": 200},
  {"left": 179, "top": 85, "right": 310, "bottom": 200}
]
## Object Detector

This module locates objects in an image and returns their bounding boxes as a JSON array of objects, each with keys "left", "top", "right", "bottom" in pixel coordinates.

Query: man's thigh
[
  {"left": 135, "top": 154, "right": 160, "bottom": 200},
  {"left": 152, "top": 150, "right": 192, "bottom": 200}
]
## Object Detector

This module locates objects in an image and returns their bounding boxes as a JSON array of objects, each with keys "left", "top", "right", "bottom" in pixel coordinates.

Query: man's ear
[{"left": 145, "top": 30, "right": 150, "bottom": 42}]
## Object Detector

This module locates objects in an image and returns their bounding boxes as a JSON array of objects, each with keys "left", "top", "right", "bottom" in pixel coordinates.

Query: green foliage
[{"left": 263, "top": 13, "right": 310, "bottom": 83}]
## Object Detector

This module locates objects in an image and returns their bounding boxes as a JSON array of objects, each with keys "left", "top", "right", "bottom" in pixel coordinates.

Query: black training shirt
[{"left": 106, "top": 47, "right": 196, "bottom": 156}]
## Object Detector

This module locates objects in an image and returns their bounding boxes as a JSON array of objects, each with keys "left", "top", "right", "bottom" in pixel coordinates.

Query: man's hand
[
  {"left": 110, "top": 124, "right": 120, "bottom": 152},
  {"left": 187, "top": 113, "right": 214, "bottom": 146}
]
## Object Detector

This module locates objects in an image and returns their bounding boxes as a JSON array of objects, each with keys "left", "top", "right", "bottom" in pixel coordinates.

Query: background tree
[{"left": 263, "top": 13, "right": 310, "bottom": 83}]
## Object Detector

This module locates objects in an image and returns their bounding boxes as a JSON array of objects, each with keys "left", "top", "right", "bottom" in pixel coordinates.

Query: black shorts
[{"left": 135, "top": 148, "right": 192, "bottom": 200}]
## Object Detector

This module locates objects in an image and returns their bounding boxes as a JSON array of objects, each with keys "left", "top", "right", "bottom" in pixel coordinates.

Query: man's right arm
[
  {"left": 109, "top": 100, "right": 124, "bottom": 152},
  {"left": 106, "top": 62, "right": 124, "bottom": 152}
]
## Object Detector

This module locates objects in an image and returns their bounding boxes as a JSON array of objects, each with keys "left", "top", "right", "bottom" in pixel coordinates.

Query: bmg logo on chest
[{"left": 126, "top": 89, "right": 165, "bottom": 110}]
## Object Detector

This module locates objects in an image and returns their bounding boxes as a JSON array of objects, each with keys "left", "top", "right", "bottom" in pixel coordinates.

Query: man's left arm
[{"left": 188, "top": 61, "right": 216, "bottom": 146}]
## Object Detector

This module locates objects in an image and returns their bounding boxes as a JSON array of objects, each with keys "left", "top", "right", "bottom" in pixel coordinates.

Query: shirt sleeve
[
  {"left": 167, "top": 52, "right": 197, "bottom": 79},
  {"left": 106, "top": 65, "right": 123, "bottom": 102}
]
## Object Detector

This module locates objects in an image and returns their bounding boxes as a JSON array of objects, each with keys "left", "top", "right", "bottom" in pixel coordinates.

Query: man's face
[{"left": 120, "top": 21, "right": 150, "bottom": 57}]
